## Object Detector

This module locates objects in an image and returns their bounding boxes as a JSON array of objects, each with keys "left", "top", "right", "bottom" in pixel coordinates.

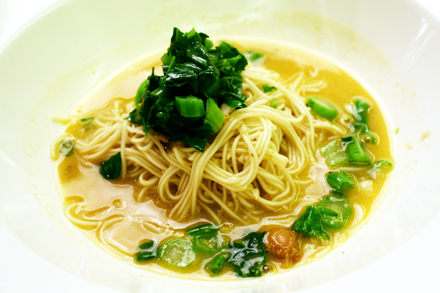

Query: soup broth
[{"left": 54, "top": 38, "right": 393, "bottom": 279}]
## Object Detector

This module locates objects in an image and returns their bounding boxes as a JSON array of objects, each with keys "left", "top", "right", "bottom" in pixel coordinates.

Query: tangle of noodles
[{"left": 53, "top": 66, "right": 346, "bottom": 226}]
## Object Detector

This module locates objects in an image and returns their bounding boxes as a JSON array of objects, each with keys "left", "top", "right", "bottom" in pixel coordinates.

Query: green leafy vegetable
[
  {"left": 227, "top": 232, "right": 267, "bottom": 277},
  {"left": 368, "top": 160, "right": 393, "bottom": 179},
  {"left": 205, "top": 252, "right": 230, "bottom": 276},
  {"left": 270, "top": 98, "right": 280, "bottom": 109},
  {"left": 316, "top": 193, "right": 352, "bottom": 229},
  {"left": 99, "top": 152, "right": 122, "bottom": 180},
  {"left": 129, "top": 28, "right": 248, "bottom": 152},
  {"left": 262, "top": 85, "right": 277, "bottom": 93},
  {"left": 326, "top": 171, "right": 356, "bottom": 193},
  {"left": 306, "top": 96, "right": 338, "bottom": 119},
  {"left": 159, "top": 238, "right": 197, "bottom": 268},
  {"left": 292, "top": 206, "right": 328, "bottom": 239},
  {"left": 320, "top": 139, "right": 349, "bottom": 167},
  {"left": 80, "top": 117, "right": 94, "bottom": 131},
  {"left": 59, "top": 140, "right": 74, "bottom": 156}
]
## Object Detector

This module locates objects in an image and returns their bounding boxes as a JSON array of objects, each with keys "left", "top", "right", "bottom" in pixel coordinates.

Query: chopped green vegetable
[
  {"left": 306, "top": 96, "right": 338, "bottom": 119},
  {"left": 262, "top": 85, "right": 277, "bottom": 93},
  {"left": 352, "top": 123, "right": 377, "bottom": 145},
  {"left": 395, "top": 128, "right": 400, "bottom": 134},
  {"left": 204, "top": 97, "right": 225, "bottom": 133},
  {"left": 292, "top": 206, "right": 328, "bottom": 239},
  {"left": 129, "top": 28, "right": 248, "bottom": 152},
  {"left": 175, "top": 95, "right": 206, "bottom": 118},
  {"left": 205, "top": 252, "right": 230, "bottom": 276},
  {"left": 80, "top": 117, "right": 94, "bottom": 131},
  {"left": 317, "top": 193, "right": 352, "bottom": 229},
  {"left": 343, "top": 136, "right": 371, "bottom": 165},
  {"left": 227, "top": 232, "right": 267, "bottom": 277},
  {"left": 135, "top": 240, "right": 157, "bottom": 262},
  {"left": 187, "top": 224, "right": 227, "bottom": 254},
  {"left": 247, "top": 51, "right": 264, "bottom": 62},
  {"left": 320, "top": 139, "right": 349, "bottom": 167},
  {"left": 353, "top": 99, "right": 370, "bottom": 124},
  {"left": 368, "top": 160, "right": 393, "bottom": 179},
  {"left": 270, "top": 98, "right": 281, "bottom": 109},
  {"left": 159, "top": 238, "right": 197, "bottom": 268},
  {"left": 139, "top": 240, "right": 154, "bottom": 250},
  {"left": 193, "top": 232, "right": 227, "bottom": 254},
  {"left": 59, "top": 140, "right": 74, "bottom": 156},
  {"left": 99, "top": 152, "right": 122, "bottom": 180},
  {"left": 326, "top": 171, "right": 356, "bottom": 193},
  {"left": 136, "top": 251, "right": 157, "bottom": 262}
]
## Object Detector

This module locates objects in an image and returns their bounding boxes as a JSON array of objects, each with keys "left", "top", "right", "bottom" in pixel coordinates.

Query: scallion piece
[
  {"left": 139, "top": 240, "right": 154, "bottom": 250},
  {"left": 353, "top": 99, "right": 370, "bottom": 124},
  {"left": 342, "top": 136, "right": 371, "bottom": 165},
  {"left": 326, "top": 171, "right": 356, "bottom": 193},
  {"left": 270, "top": 98, "right": 280, "bottom": 108},
  {"left": 80, "top": 117, "right": 94, "bottom": 131},
  {"left": 176, "top": 95, "right": 206, "bottom": 118},
  {"left": 306, "top": 96, "right": 338, "bottom": 119},
  {"left": 205, "top": 97, "right": 225, "bottom": 133},
  {"left": 135, "top": 251, "right": 157, "bottom": 262},
  {"left": 59, "top": 140, "right": 74, "bottom": 157}
]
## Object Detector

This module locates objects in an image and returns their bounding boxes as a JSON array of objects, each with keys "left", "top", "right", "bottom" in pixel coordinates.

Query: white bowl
[{"left": 1, "top": 0, "right": 440, "bottom": 292}]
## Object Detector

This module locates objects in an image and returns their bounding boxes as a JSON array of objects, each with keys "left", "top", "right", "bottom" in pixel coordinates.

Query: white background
[{"left": 0, "top": 0, "right": 440, "bottom": 292}]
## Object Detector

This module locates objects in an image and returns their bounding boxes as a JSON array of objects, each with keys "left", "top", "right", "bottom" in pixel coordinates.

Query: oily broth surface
[{"left": 55, "top": 40, "right": 393, "bottom": 279}]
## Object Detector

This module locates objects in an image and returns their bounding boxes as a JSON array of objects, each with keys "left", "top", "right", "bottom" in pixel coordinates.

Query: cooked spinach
[
  {"left": 99, "top": 152, "right": 122, "bottom": 180},
  {"left": 292, "top": 206, "right": 329, "bottom": 239},
  {"left": 129, "top": 28, "right": 248, "bottom": 152},
  {"left": 227, "top": 232, "right": 267, "bottom": 277}
]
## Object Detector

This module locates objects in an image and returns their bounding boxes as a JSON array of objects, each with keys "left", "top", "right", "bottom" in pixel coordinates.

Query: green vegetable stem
[{"left": 306, "top": 96, "right": 338, "bottom": 120}]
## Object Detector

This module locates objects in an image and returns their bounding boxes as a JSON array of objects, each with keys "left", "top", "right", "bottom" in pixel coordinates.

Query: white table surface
[{"left": 1, "top": 0, "right": 440, "bottom": 292}]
